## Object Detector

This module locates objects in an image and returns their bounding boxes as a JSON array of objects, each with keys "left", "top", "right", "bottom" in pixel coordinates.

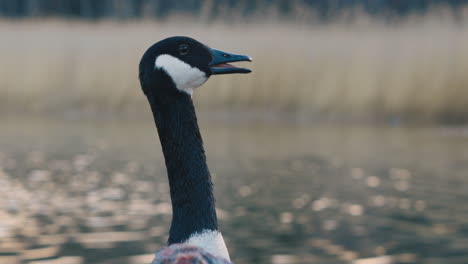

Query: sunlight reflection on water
[{"left": 1, "top": 116, "right": 468, "bottom": 264}]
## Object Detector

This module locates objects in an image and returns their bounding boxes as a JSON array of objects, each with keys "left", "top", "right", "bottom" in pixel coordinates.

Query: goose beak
[{"left": 209, "top": 48, "right": 252, "bottom": 75}]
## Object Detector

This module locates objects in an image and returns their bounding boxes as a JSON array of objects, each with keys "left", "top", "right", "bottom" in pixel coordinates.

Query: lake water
[{"left": 1, "top": 116, "right": 467, "bottom": 264}]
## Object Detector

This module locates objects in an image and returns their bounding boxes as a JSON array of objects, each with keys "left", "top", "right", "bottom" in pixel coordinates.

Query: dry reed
[{"left": 1, "top": 13, "right": 468, "bottom": 121}]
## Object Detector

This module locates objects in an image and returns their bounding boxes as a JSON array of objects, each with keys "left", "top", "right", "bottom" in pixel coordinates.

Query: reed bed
[{"left": 1, "top": 15, "right": 468, "bottom": 121}]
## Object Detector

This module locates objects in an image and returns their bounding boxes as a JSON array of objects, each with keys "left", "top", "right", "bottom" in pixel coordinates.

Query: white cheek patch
[
  {"left": 184, "top": 230, "right": 230, "bottom": 261},
  {"left": 155, "top": 54, "right": 208, "bottom": 95}
]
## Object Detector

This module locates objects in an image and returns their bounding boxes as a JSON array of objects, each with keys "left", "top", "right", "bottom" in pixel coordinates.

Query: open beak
[{"left": 209, "top": 48, "right": 252, "bottom": 75}]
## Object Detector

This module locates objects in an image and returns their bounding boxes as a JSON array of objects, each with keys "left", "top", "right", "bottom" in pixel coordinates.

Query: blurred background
[{"left": 1, "top": 1, "right": 468, "bottom": 264}]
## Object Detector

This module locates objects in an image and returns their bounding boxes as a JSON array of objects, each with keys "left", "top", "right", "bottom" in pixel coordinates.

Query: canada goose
[{"left": 138, "top": 36, "right": 252, "bottom": 262}]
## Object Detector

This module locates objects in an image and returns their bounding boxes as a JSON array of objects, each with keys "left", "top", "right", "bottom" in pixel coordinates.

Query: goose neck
[{"left": 147, "top": 93, "right": 218, "bottom": 244}]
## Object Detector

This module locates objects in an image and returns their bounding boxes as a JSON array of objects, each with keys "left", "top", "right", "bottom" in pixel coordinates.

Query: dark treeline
[{"left": 0, "top": 0, "right": 467, "bottom": 20}]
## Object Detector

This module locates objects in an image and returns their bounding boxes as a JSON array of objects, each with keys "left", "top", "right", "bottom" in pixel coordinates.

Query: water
[{"left": 1, "top": 116, "right": 468, "bottom": 264}]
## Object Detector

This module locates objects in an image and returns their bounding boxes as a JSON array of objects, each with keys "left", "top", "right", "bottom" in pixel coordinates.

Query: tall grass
[{"left": 1, "top": 13, "right": 468, "bottom": 121}]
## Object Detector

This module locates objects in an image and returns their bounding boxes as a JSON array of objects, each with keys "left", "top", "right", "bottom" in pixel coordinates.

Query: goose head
[{"left": 139, "top": 36, "right": 252, "bottom": 98}]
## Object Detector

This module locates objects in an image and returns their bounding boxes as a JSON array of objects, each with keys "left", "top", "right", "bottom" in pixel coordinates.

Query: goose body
[{"left": 138, "top": 36, "right": 251, "bottom": 261}]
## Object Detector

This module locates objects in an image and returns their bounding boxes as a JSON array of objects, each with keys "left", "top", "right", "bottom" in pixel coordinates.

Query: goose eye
[{"left": 179, "top": 44, "right": 189, "bottom": 55}]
